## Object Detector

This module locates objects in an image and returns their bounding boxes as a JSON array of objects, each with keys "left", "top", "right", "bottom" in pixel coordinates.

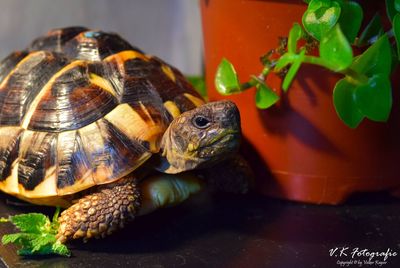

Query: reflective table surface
[{"left": 1, "top": 190, "right": 399, "bottom": 268}]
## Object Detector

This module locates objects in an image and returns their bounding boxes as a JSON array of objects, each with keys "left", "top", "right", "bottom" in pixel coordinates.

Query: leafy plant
[
  {"left": 0, "top": 207, "right": 70, "bottom": 257},
  {"left": 215, "top": 0, "right": 400, "bottom": 128},
  {"left": 186, "top": 75, "right": 207, "bottom": 98}
]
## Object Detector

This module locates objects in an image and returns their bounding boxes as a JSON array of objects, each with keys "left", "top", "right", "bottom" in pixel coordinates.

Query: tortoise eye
[{"left": 192, "top": 115, "right": 211, "bottom": 129}]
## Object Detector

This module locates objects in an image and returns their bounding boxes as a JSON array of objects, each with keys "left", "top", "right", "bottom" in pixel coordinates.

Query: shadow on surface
[
  {"left": 1, "top": 190, "right": 400, "bottom": 267},
  {"left": 67, "top": 191, "right": 282, "bottom": 254}
]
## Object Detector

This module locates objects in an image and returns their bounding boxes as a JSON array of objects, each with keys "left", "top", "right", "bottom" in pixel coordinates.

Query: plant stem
[
  {"left": 240, "top": 66, "right": 271, "bottom": 90},
  {"left": 240, "top": 51, "right": 369, "bottom": 93},
  {"left": 240, "top": 81, "right": 255, "bottom": 90},
  {"left": 340, "top": 68, "right": 369, "bottom": 85},
  {"left": 261, "top": 66, "right": 271, "bottom": 78}
]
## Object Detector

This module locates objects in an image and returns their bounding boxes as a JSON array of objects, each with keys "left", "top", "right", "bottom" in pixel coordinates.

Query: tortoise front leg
[
  {"left": 56, "top": 176, "right": 141, "bottom": 243},
  {"left": 197, "top": 154, "right": 254, "bottom": 194},
  {"left": 56, "top": 174, "right": 203, "bottom": 243}
]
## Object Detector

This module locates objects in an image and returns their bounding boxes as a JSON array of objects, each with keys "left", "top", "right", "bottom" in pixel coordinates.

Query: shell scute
[
  {"left": 0, "top": 51, "right": 69, "bottom": 126},
  {"left": 78, "top": 118, "right": 152, "bottom": 185},
  {"left": 0, "top": 127, "right": 23, "bottom": 181},
  {"left": 63, "top": 31, "right": 143, "bottom": 61},
  {"left": 27, "top": 61, "right": 119, "bottom": 132},
  {"left": 29, "top": 26, "right": 89, "bottom": 52},
  {"left": 0, "top": 27, "right": 203, "bottom": 199},
  {"left": 56, "top": 130, "right": 93, "bottom": 192},
  {"left": 0, "top": 51, "right": 29, "bottom": 84},
  {"left": 18, "top": 131, "right": 57, "bottom": 191}
]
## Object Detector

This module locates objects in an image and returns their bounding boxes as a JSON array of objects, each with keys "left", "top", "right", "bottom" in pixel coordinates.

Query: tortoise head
[{"left": 158, "top": 100, "right": 241, "bottom": 174}]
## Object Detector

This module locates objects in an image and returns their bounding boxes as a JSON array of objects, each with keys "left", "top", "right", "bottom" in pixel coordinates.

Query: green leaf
[
  {"left": 393, "top": 14, "right": 400, "bottom": 61},
  {"left": 1, "top": 208, "right": 71, "bottom": 257},
  {"left": 282, "top": 49, "right": 306, "bottom": 91},
  {"left": 396, "top": 0, "right": 400, "bottom": 12},
  {"left": 9, "top": 213, "right": 49, "bottom": 234},
  {"left": 31, "top": 234, "right": 56, "bottom": 252},
  {"left": 337, "top": 1, "right": 363, "bottom": 43},
  {"left": 275, "top": 53, "right": 297, "bottom": 70},
  {"left": 254, "top": 79, "right": 280, "bottom": 109},
  {"left": 17, "top": 242, "right": 70, "bottom": 257},
  {"left": 215, "top": 58, "right": 241, "bottom": 95},
  {"left": 52, "top": 242, "right": 71, "bottom": 257},
  {"left": 302, "top": 0, "right": 341, "bottom": 41},
  {"left": 386, "top": 0, "right": 397, "bottom": 22},
  {"left": 357, "top": 14, "right": 384, "bottom": 47},
  {"left": 2, "top": 233, "right": 37, "bottom": 246},
  {"left": 288, "top": 23, "right": 303, "bottom": 53},
  {"left": 186, "top": 76, "right": 207, "bottom": 98},
  {"left": 351, "top": 34, "right": 392, "bottom": 77},
  {"left": 333, "top": 79, "right": 364, "bottom": 128},
  {"left": 353, "top": 74, "right": 392, "bottom": 122},
  {"left": 319, "top": 24, "right": 353, "bottom": 71}
]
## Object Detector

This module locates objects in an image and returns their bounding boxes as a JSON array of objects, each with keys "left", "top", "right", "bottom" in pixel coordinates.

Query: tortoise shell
[{"left": 0, "top": 26, "right": 204, "bottom": 200}]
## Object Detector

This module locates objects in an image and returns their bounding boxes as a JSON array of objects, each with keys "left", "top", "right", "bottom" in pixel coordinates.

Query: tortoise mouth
[{"left": 198, "top": 131, "right": 240, "bottom": 159}]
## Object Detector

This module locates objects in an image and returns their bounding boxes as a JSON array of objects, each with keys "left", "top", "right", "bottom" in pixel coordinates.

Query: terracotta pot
[{"left": 201, "top": 0, "right": 400, "bottom": 204}]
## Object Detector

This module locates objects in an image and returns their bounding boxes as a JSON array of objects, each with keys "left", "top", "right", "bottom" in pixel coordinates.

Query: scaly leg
[
  {"left": 56, "top": 173, "right": 203, "bottom": 243},
  {"left": 56, "top": 177, "right": 140, "bottom": 243}
]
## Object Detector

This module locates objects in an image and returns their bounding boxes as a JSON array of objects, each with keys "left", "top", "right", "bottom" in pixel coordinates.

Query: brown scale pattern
[
  {"left": 146, "top": 57, "right": 202, "bottom": 109},
  {"left": 63, "top": 30, "right": 142, "bottom": 61},
  {"left": 0, "top": 51, "right": 29, "bottom": 83},
  {"left": 0, "top": 127, "right": 23, "bottom": 180},
  {"left": 57, "top": 177, "right": 141, "bottom": 243},
  {"left": 0, "top": 51, "right": 69, "bottom": 126},
  {"left": 28, "top": 62, "right": 119, "bottom": 132},
  {"left": 29, "top": 27, "right": 89, "bottom": 52}
]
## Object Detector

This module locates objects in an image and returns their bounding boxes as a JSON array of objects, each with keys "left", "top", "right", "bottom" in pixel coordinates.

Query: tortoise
[{"left": 0, "top": 27, "right": 251, "bottom": 243}]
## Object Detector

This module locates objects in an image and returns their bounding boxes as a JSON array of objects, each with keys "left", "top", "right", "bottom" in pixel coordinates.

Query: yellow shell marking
[
  {"left": 104, "top": 50, "right": 149, "bottom": 63},
  {"left": 184, "top": 93, "right": 205, "bottom": 107},
  {"left": 12, "top": 130, "right": 57, "bottom": 198},
  {"left": 18, "top": 166, "right": 58, "bottom": 198},
  {"left": 139, "top": 101, "right": 155, "bottom": 124},
  {"left": 56, "top": 130, "right": 95, "bottom": 195},
  {"left": 21, "top": 60, "right": 86, "bottom": 129},
  {"left": 83, "top": 126, "right": 127, "bottom": 185},
  {"left": 0, "top": 159, "right": 59, "bottom": 199},
  {"left": 161, "top": 65, "right": 176, "bottom": 82},
  {"left": 0, "top": 160, "right": 19, "bottom": 196},
  {"left": 103, "top": 50, "right": 150, "bottom": 76},
  {"left": 57, "top": 169, "right": 95, "bottom": 195},
  {"left": 104, "top": 104, "right": 166, "bottom": 152},
  {"left": 89, "top": 73, "right": 117, "bottom": 97},
  {"left": 163, "top": 101, "right": 181, "bottom": 119},
  {"left": 0, "top": 51, "right": 43, "bottom": 89}
]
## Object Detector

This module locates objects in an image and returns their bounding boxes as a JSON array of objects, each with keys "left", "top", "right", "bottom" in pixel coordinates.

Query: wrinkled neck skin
[{"left": 155, "top": 126, "right": 203, "bottom": 174}]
